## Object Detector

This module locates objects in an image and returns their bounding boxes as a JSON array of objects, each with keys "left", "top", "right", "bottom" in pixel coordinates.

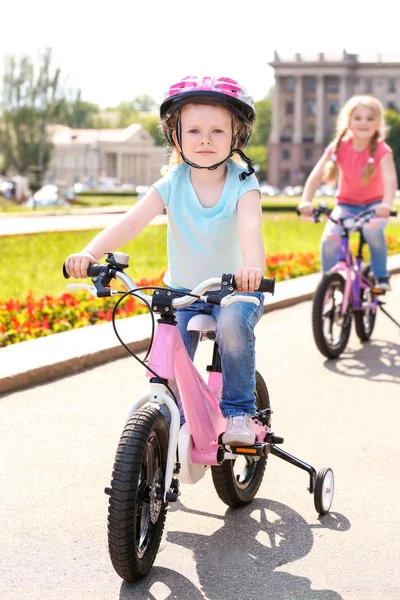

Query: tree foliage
[
  {"left": 385, "top": 109, "right": 400, "bottom": 183},
  {"left": 58, "top": 90, "right": 101, "bottom": 128},
  {"left": 249, "top": 93, "right": 272, "bottom": 146},
  {"left": 0, "top": 47, "right": 66, "bottom": 176},
  {"left": 245, "top": 92, "right": 272, "bottom": 181}
]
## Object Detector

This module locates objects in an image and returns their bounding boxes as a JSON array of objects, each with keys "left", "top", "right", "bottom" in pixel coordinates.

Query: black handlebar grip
[
  {"left": 62, "top": 262, "right": 103, "bottom": 279},
  {"left": 390, "top": 210, "right": 398, "bottom": 217},
  {"left": 87, "top": 264, "right": 102, "bottom": 277},
  {"left": 257, "top": 278, "right": 275, "bottom": 295},
  {"left": 62, "top": 263, "right": 70, "bottom": 279}
]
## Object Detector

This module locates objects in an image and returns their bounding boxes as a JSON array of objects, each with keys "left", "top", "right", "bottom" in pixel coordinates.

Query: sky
[{"left": 1, "top": 0, "right": 400, "bottom": 109}]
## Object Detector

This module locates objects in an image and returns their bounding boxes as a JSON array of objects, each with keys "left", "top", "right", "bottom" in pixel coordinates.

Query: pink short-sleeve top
[{"left": 327, "top": 137, "right": 392, "bottom": 205}]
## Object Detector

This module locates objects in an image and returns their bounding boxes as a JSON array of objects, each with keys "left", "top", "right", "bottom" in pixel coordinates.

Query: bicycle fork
[{"left": 125, "top": 382, "right": 182, "bottom": 502}]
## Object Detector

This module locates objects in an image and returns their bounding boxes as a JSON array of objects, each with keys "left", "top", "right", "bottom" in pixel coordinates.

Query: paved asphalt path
[
  {"left": 0, "top": 210, "right": 167, "bottom": 236},
  {"left": 1, "top": 278, "right": 399, "bottom": 600}
]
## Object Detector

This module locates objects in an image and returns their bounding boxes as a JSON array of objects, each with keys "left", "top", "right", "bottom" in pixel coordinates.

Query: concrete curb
[{"left": 1, "top": 260, "right": 400, "bottom": 397}]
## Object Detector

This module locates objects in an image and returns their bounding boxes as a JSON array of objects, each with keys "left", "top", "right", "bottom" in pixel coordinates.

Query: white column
[
  {"left": 269, "top": 76, "right": 280, "bottom": 143},
  {"left": 293, "top": 76, "right": 303, "bottom": 143},
  {"left": 316, "top": 75, "right": 325, "bottom": 144},
  {"left": 340, "top": 75, "right": 349, "bottom": 107}
]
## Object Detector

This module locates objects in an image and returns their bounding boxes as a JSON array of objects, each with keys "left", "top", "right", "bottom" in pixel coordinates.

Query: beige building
[
  {"left": 48, "top": 123, "right": 167, "bottom": 187},
  {"left": 268, "top": 51, "right": 400, "bottom": 188}
]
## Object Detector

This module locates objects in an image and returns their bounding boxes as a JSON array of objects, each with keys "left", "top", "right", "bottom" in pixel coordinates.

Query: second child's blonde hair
[{"left": 324, "top": 95, "right": 387, "bottom": 185}]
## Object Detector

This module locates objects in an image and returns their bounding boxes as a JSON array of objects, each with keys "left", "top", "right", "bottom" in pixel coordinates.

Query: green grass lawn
[{"left": 2, "top": 212, "right": 400, "bottom": 301}]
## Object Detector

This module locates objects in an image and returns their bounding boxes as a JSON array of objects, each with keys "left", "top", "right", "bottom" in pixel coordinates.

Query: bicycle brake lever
[
  {"left": 66, "top": 283, "right": 99, "bottom": 297},
  {"left": 220, "top": 294, "right": 260, "bottom": 306}
]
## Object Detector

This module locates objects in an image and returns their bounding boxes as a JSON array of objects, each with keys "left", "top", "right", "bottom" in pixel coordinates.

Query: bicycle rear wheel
[
  {"left": 211, "top": 371, "right": 270, "bottom": 507},
  {"left": 107, "top": 406, "right": 169, "bottom": 582},
  {"left": 354, "top": 265, "right": 378, "bottom": 342},
  {"left": 312, "top": 272, "right": 352, "bottom": 359}
]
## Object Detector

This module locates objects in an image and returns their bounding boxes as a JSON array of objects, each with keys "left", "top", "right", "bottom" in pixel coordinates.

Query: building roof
[
  {"left": 49, "top": 123, "right": 147, "bottom": 145},
  {"left": 270, "top": 50, "right": 400, "bottom": 66}
]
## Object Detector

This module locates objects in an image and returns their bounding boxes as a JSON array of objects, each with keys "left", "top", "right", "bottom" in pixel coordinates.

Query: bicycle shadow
[
  {"left": 324, "top": 338, "right": 400, "bottom": 383},
  {"left": 120, "top": 498, "right": 350, "bottom": 600}
]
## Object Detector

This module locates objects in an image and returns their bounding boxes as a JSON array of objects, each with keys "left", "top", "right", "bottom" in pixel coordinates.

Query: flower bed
[{"left": 1, "top": 239, "right": 399, "bottom": 348}]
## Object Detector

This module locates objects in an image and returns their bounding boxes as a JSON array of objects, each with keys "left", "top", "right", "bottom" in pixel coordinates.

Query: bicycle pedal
[
  {"left": 265, "top": 432, "right": 284, "bottom": 444},
  {"left": 228, "top": 442, "right": 267, "bottom": 456}
]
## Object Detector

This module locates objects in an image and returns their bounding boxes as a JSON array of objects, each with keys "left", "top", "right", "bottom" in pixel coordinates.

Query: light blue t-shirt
[{"left": 152, "top": 160, "right": 260, "bottom": 289}]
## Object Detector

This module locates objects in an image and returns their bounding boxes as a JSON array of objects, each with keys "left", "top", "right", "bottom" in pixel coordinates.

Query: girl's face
[
  {"left": 349, "top": 104, "right": 379, "bottom": 140},
  {"left": 175, "top": 103, "right": 233, "bottom": 167}
]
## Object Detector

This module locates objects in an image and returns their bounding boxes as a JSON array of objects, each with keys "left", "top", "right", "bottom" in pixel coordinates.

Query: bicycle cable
[{"left": 110, "top": 285, "right": 202, "bottom": 401}]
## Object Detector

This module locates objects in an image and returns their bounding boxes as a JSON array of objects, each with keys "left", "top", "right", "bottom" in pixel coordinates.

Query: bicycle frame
[
  {"left": 126, "top": 314, "right": 267, "bottom": 501},
  {"left": 325, "top": 215, "right": 382, "bottom": 317}
]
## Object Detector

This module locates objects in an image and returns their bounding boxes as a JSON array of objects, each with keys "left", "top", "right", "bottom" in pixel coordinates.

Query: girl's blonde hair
[
  {"left": 159, "top": 103, "right": 251, "bottom": 173},
  {"left": 324, "top": 95, "right": 387, "bottom": 185}
]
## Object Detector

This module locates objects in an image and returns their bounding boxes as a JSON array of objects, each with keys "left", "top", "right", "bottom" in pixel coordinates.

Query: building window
[
  {"left": 282, "top": 170, "right": 290, "bottom": 184},
  {"left": 303, "top": 123, "right": 315, "bottom": 143},
  {"left": 306, "top": 78, "right": 316, "bottom": 92},
  {"left": 285, "top": 77, "right": 295, "bottom": 92},
  {"left": 280, "top": 124, "right": 293, "bottom": 142},
  {"left": 304, "top": 148, "right": 313, "bottom": 161},
  {"left": 285, "top": 101, "right": 294, "bottom": 115},
  {"left": 307, "top": 100, "right": 316, "bottom": 116},
  {"left": 365, "top": 78, "right": 373, "bottom": 93},
  {"left": 327, "top": 78, "right": 339, "bottom": 93},
  {"left": 388, "top": 78, "right": 396, "bottom": 93},
  {"left": 282, "top": 149, "right": 290, "bottom": 161},
  {"left": 329, "top": 100, "right": 339, "bottom": 115}
]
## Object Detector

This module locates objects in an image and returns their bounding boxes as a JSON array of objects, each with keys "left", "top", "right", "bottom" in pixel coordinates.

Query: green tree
[
  {"left": 131, "top": 94, "right": 158, "bottom": 112},
  {"left": 250, "top": 93, "right": 272, "bottom": 146},
  {"left": 140, "top": 113, "right": 165, "bottom": 146},
  {"left": 246, "top": 91, "right": 272, "bottom": 181},
  {"left": 246, "top": 145, "right": 268, "bottom": 182},
  {"left": 59, "top": 90, "right": 101, "bottom": 128},
  {"left": 0, "top": 47, "right": 65, "bottom": 180},
  {"left": 385, "top": 109, "right": 400, "bottom": 183}
]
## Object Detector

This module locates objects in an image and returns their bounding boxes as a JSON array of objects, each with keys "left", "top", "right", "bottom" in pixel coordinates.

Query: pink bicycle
[{"left": 63, "top": 252, "right": 335, "bottom": 582}]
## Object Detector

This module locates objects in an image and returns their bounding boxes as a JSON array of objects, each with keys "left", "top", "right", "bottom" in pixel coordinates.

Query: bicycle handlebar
[
  {"left": 62, "top": 254, "right": 275, "bottom": 308},
  {"left": 297, "top": 203, "right": 397, "bottom": 225}
]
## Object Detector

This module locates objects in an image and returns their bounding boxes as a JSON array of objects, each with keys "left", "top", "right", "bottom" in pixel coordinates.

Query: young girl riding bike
[
  {"left": 298, "top": 94, "right": 398, "bottom": 291},
  {"left": 64, "top": 75, "right": 266, "bottom": 447}
]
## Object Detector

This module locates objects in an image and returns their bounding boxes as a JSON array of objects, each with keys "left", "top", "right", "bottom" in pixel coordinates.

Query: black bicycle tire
[
  {"left": 210, "top": 371, "right": 270, "bottom": 507},
  {"left": 312, "top": 272, "right": 352, "bottom": 359},
  {"left": 107, "top": 406, "right": 169, "bottom": 582},
  {"left": 314, "top": 467, "right": 334, "bottom": 515}
]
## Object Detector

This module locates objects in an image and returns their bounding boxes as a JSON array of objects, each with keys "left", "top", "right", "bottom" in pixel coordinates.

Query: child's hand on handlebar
[
  {"left": 297, "top": 201, "right": 314, "bottom": 217},
  {"left": 234, "top": 266, "right": 263, "bottom": 293},
  {"left": 65, "top": 251, "right": 97, "bottom": 279},
  {"left": 374, "top": 203, "right": 392, "bottom": 218}
]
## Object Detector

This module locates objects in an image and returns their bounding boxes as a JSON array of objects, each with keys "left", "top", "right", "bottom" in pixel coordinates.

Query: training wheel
[{"left": 314, "top": 467, "right": 334, "bottom": 515}]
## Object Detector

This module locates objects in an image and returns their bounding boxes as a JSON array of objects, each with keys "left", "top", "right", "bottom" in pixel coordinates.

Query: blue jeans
[
  {"left": 321, "top": 202, "right": 388, "bottom": 278},
  {"left": 175, "top": 291, "right": 265, "bottom": 418}
]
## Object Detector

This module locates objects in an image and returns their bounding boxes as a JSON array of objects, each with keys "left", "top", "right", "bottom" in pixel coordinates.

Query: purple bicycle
[{"left": 310, "top": 204, "right": 398, "bottom": 359}]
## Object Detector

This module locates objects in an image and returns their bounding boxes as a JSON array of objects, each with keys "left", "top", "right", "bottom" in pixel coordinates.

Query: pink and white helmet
[{"left": 160, "top": 75, "right": 255, "bottom": 145}]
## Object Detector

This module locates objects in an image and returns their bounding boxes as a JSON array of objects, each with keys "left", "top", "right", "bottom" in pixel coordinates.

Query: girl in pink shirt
[{"left": 298, "top": 95, "right": 398, "bottom": 291}]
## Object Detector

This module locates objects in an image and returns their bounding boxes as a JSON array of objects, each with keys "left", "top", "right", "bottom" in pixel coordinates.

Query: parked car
[
  {"left": 260, "top": 184, "right": 281, "bottom": 197},
  {"left": 24, "top": 185, "right": 67, "bottom": 208}
]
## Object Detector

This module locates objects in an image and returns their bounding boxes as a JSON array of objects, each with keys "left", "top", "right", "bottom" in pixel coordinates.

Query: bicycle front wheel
[
  {"left": 354, "top": 265, "right": 377, "bottom": 342},
  {"left": 312, "top": 272, "right": 352, "bottom": 359},
  {"left": 211, "top": 371, "right": 270, "bottom": 507},
  {"left": 107, "top": 406, "right": 169, "bottom": 582}
]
